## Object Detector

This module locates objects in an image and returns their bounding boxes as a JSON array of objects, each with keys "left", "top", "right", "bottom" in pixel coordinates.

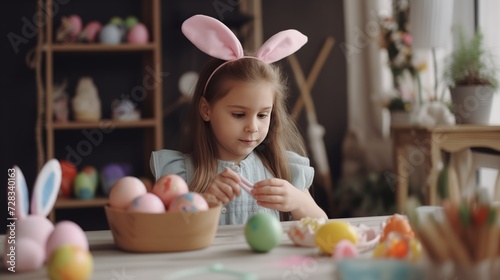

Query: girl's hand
[
  {"left": 251, "top": 178, "right": 302, "bottom": 212},
  {"left": 205, "top": 167, "right": 242, "bottom": 205}
]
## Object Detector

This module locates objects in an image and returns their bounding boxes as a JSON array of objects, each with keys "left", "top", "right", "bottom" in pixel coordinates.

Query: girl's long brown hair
[{"left": 181, "top": 58, "right": 306, "bottom": 196}]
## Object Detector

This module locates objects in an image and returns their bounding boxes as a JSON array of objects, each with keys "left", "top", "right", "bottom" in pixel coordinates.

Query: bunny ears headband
[{"left": 181, "top": 15, "right": 308, "bottom": 94}]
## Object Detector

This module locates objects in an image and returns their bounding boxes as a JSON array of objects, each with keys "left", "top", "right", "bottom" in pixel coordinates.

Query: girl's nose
[{"left": 245, "top": 118, "right": 258, "bottom": 133}]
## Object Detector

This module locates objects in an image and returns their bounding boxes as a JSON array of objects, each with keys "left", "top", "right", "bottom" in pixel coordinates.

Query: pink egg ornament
[
  {"left": 152, "top": 174, "right": 189, "bottom": 207},
  {"left": 109, "top": 176, "right": 147, "bottom": 209},
  {"left": 127, "top": 193, "right": 166, "bottom": 213},
  {"left": 127, "top": 23, "right": 149, "bottom": 44},
  {"left": 9, "top": 216, "right": 54, "bottom": 271},
  {"left": 168, "top": 192, "right": 208, "bottom": 212},
  {"left": 46, "top": 221, "right": 89, "bottom": 260}
]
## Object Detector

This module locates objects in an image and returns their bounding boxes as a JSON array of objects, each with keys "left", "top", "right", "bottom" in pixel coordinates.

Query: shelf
[
  {"left": 51, "top": 119, "right": 158, "bottom": 130},
  {"left": 46, "top": 43, "right": 155, "bottom": 52},
  {"left": 54, "top": 197, "right": 109, "bottom": 209}
]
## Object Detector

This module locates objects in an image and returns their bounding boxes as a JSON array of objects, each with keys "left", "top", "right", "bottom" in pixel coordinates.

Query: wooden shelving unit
[{"left": 39, "top": 0, "right": 163, "bottom": 221}]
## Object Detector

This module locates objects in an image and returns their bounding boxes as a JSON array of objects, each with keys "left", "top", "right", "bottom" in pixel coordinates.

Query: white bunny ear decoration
[
  {"left": 13, "top": 165, "right": 30, "bottom": 219},
  {"left": 31, "top": 159, "right": 62, "bottom": 217},
  {"left": 181, "top": 14, "right": 308, "bottom": 64}
]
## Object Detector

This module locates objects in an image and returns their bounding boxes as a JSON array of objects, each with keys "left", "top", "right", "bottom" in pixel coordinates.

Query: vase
[
  {"left": 390, "top": 111, "right": 412, "bottom": 126},
  {"left": 450, "top": 85, "right": 494, "bottom": 125}
]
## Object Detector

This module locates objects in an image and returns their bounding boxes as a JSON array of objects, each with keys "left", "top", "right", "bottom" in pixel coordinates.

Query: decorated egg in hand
[
  {"left": 245, "top": 212, "right": 283, "bottom": 253},
  {"left": 46, "top": 221, "right": 89, "bottom": 260},
  {"left": 168, "top": 192, "right": 208, "bottom": 212},
  {"left": 153, "top": 174, "right": 189, "bottom": 207},
  {"left": 127, "top": 193, "right": 165, "bottom": 213},
  {"left": 47, "top": 244, "right": 93, "bottom": 280},
  {"left": 109, "top": 176, "right": 147, "bottom": 209}
]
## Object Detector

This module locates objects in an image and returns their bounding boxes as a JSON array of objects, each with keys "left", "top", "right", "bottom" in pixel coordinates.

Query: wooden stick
[
  {"left": 433, "top": 214, "right": 472, "bottom": 266},
  {"left": 417, "top": 220, "right": 450, "bottom": 263},
  {"left": 291, "top": 36, "right": 335, "bottom": 120},
  {"left": 486, "top": 226, "right": 500, "bottom": 261}
]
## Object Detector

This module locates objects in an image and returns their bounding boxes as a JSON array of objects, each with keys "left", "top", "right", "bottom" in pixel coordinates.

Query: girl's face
[{"left": 202, "top": 80, "right": 274, "bottom": 163}]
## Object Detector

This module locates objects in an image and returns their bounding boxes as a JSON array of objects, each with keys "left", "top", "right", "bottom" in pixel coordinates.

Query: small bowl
[
  {"left": 337, "top": 259, "right": 424, "bottom": 280},
  {"left": 105, "top": 202, "right": 221, "bottom": 252}
]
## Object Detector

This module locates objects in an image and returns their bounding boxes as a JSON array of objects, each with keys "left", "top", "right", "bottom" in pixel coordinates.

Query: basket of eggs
[{"left": 104, "top": 174, "right": 222, "bottom": 253}]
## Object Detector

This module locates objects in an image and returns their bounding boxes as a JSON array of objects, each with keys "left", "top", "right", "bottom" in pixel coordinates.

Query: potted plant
[{"left": 443, "top": 30, "right": 499, "bottom": 124}]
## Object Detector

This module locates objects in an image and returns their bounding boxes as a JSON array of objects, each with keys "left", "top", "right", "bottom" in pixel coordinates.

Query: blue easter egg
[{"left": 99, "top": 24, "right": 122, "bottom": 44}]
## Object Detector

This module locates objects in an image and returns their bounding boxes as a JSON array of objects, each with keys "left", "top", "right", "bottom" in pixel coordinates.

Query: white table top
[{"left": 1, "top": 216, "right": 390, "bottom": 280}]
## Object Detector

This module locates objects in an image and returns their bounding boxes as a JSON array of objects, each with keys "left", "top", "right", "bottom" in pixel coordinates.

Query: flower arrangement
[{"left": 380, "top": 0, "right": 423, "bottom": 111}]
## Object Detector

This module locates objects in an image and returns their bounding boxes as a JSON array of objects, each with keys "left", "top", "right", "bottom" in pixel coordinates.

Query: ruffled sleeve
[
  {"left": 150, "top": 149, "right": 189, "bottom": 182},
  {"left": 287, "top": 151, "right": 315, "bottom": 191}
]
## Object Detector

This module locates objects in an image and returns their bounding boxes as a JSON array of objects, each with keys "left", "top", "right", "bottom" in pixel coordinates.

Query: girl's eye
[
  {"left": 232, "top": 113, "right": 244, "bottom": 118},
  {"left": 258, "top": 114, "right": 269, "bottom": 119}
]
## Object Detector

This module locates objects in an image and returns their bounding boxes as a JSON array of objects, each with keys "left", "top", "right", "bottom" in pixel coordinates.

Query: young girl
[{"left": 150, "top": 15, "right": 327, "bottom": 225}]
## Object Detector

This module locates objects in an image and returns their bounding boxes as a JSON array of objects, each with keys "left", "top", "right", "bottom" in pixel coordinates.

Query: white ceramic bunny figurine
[{"left": 4, "top": 159, "right": 61, "bottom": 272}]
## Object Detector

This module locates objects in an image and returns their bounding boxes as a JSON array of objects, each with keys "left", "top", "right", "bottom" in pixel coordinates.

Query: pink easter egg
[
  {"left": 46, "top": 221, "right": 89, "bottom": 260},
  {"left": 127, "top": 193, "right": 165, "bottom": 213},
  {"left": 127, "top": 23, "right": 149, "bottom": 44},
  {"left": 168, "top": 192, "right": 208, "bottom": 212},
  {"left": 109, "top": 176, "right": 147, "bottom": 209},
  {"left": 332, "top": 239, "right": 358, "bottom": 260},
  {"left": 152, "top": 174, "right": 189, "bottom": 207}
]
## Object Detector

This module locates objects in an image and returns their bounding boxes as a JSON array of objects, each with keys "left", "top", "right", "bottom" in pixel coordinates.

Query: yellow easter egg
[
  {"left": 372, "top": 242, "right": 386, "bottom": 258},
  {"left": 314, "top": 221, "right": 357, "bottom": 255}
]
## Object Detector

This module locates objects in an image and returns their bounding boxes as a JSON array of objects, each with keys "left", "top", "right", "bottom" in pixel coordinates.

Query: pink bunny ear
[
  {"left": 256, "top": 30, "right": 308, "bottom": 64},
  {"left": 182, "top": 14, "right": 244, "bottom": 61}
]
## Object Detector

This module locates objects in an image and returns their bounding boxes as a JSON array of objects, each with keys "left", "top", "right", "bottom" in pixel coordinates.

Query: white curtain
[{"left": 341, "top": 0, "right": 394, "bottom": 178}]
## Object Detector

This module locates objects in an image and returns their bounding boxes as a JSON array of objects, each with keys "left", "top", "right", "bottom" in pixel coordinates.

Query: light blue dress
[{"left": 150, "top": 149, "right": 314, "bottom": 225}]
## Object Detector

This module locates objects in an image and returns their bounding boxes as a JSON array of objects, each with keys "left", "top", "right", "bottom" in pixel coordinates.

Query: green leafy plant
[{"left": 443, "top": 30, "right": 499, "bottom": 90}]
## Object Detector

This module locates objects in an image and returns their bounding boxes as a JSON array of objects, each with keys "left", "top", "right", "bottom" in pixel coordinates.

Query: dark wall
[{"left": 1, "top": 0, "right": 346, "bottom": 231}]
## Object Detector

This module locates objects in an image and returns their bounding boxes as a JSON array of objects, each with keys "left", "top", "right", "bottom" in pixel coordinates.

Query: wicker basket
[{"left": 105, "top": 202, "right": 221, "bottom": 252}]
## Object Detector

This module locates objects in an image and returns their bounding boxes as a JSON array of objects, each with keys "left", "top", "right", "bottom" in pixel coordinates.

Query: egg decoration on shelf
[
  {"left": 55, "top": 15, "right": 82, "bottom": 43},
  {"left": 168, "top": 192, "right": 208, "bottom": 212},
  {"left": 73, "top": 166, "right": 98, "bottom": 200},
  {"left": 72, "top": 77, "right": 101, "bottom": 122},
  {"left": 245, "top": 212, "right": 283, "bottom": 253},
  {"left": 127, "top": 23, "right": 149, "bottom": 44},
  {"left": 127, "top": 193, "right": 165, "bottom": 213},
  {"left": 78, "top": 21, "right": 102, "bottom": 43},
  {"left": 59, "top": 160, "right": 77, "bottom": 198},
  {"left": 109, "top": 176, "right": 147, "bottom": 209},
  {"left": 99, "top": 24, "right": 122, "bottom": 45},
  {"left": 100, "top": 163, "right": 132, "bottom": 195},
  {"left": 153, "top": 174, "right": 189, "bottom": 207}
]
